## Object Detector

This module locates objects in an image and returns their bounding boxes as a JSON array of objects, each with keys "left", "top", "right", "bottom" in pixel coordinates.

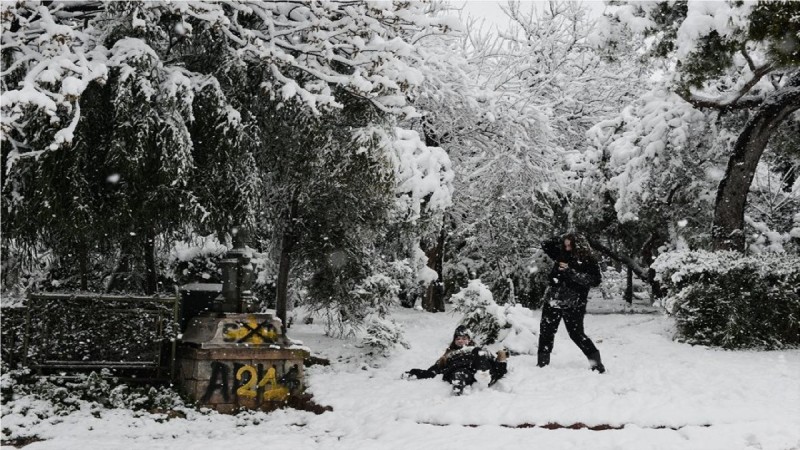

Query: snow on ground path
[
  {"left": 4, "top": 307, "right": 799, "bottom": 450},
  {"left": 298, "top": 307, "right": 800, "bottom": 450}
]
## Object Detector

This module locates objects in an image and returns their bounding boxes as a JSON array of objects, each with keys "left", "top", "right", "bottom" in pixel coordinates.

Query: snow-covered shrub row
[
  {"left": 1, "top": 369, "right": 186, "bottom": 442},
  {"left": 450, "top": 280, "right": 538, "bottom": 354},
  {"left": 13, "top": 296, "right": 179, "bottom": 377},
  {"left": 0, "top": 307, "right": 26, "bottom": 369},
  {"left": 652, "top": 250, "right": 800, "bottom": 349}
]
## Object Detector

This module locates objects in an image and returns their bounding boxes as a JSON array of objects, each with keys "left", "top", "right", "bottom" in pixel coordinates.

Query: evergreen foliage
[
  {"left": 1, "top": 1, "right": 453, "bottom": 334},
  {"left": 596, "top": 0, "right": 800, "bottom": 252},
  {"left": 361, "top": 317, "right": 410, "bottom": 357},
  {"left": 653, "top": 250, "right": 800, "bottom": 349},
  {"left": 450, "top": 280, "right": 507, "bottom": 345},
  {"left": 1, "top": 369, "right": 186, "bottom": 418}
]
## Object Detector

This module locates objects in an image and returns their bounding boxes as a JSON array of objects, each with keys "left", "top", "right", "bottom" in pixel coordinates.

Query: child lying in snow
[{"left": 404, "top": 325, "right": 508, "bottom": 395}]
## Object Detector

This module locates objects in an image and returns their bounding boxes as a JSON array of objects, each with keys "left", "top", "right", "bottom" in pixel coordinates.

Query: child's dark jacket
[{"left": 410, "top": 346, "right": 507, "bottom": 385}]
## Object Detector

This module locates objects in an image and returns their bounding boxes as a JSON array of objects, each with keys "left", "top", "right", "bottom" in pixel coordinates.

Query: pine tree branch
[{"left": 681, "top": 63, "right": 775, "bottom": 111}]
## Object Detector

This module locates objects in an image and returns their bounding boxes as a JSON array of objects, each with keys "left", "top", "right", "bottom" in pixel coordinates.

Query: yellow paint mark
[
  {"left": 236, "top": 365, "right": 258, "bottom": 398},
  {"left": 259, "top": 366, "right": 289, "bottom": 402},
  {"left": 223, "top": 316, "right": 278, "bottom": 344},
  {"left": 235, "top": 364, "right": 290, "bottom": 402}
]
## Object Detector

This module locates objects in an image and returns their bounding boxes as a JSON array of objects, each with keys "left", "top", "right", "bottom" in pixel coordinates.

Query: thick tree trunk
[
  {"left": 422, "top": 227, "right": 447, "bottom": 312},
  {"left": 275, "top": 198, "right": 299, "bottom": 334},
  {"left": 421, "top": 228, "right": 447, "bottom": 312},
  {"left": 420, "top": 123, "right": 448, "bottom": 312},
  {"left": 624, "top": 266, "right": 633, "bottom": 304},
  {"left": 712, "top": 83, "right": 800, "bottom": 251}
]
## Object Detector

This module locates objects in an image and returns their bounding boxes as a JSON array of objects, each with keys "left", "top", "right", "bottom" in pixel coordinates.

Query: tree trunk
[
  {"left": 434, "top": 227, "right": 447, "bottom": 311},
  {"left": 712, "top": 83, "right": 800, "bottom": 251},
  {"left": 421, "top": 227, "right": 447, "bottom": 312},
  {"left": 143, "top": 230, "right": 157, "bottom": 295},
  {"left": 106, "top": 238, "right": 133, "bottom": 293},
  {"left": 275, "top": 197, "right": 299, "bottom": 334},
  {"left": 420, "top": 123, "right": 449, "bottom": 312},
  {"left": 77, "top": 238, "right": 88, "bottom": 291},
  {"left": 624, "top": 266, "right": 633, "bottom": 304}
]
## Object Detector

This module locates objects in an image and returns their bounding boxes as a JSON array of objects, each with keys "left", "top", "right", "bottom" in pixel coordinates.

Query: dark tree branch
[
  {"left": 681, "top": 63, "right": 775, "bottom": 110},
  {"left": 740, "top": 44, "right": 756, "bottom": 72},
  {"left": 586, "top": 237, "right": 649, "bottom": 281}
]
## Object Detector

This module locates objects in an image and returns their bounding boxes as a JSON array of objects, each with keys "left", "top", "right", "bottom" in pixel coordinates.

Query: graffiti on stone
[
  {"left": 222, "top": 316, "right": 278, "bottom": 344},
  {"left": 201, "top": 361, "right": 297, "bottom": 404},
  {"left": 201, "top": 361, "right": 230, "bottom": 403}
]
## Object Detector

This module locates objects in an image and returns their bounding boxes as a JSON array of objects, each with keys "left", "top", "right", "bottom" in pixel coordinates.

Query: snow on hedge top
[{"left": 651, "top": 249, "right": 800, "bottom": 287}]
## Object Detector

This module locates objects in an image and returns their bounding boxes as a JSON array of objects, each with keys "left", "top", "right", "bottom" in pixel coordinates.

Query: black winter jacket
[
  {"left": 408, "top": 346, "right": 507, "bottom": 385},
  {"left": 542, "top": 236, "right": 602, "bottom": 309}
]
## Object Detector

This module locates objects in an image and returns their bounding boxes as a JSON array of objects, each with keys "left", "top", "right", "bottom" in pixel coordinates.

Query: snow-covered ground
[{"left": 3, "top": 306, "right": 799, "bottom": 450}]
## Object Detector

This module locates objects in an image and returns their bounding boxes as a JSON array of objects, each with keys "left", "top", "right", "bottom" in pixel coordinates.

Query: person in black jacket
[
  {"left": 405, "top": 325, "right": 508, "bottom": 395},
  {"left": 538, "top": 233, "right": 605, "bottom": 373}
]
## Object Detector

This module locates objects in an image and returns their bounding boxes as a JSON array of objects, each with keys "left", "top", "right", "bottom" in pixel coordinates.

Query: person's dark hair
[
  {"left": 447, "top": 325, "right": 476, "bottom": 350},
  {"left": 563, "top": 232, "right": 595, "bottom": 261}
]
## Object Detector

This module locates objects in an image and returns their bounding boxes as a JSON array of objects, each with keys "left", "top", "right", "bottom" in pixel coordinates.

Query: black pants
[{"left": 538, "top": 303, "right": 598, "bottom": 356}]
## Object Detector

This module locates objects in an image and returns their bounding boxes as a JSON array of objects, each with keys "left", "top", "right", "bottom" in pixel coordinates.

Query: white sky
[{"left": 457, "top": 0, "right": 608, "bottom": 31}]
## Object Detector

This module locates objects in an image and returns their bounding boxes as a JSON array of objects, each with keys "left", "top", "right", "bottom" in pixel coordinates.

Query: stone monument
[{"left": 178, "top": 227, "right": 309, "bottom": 413}]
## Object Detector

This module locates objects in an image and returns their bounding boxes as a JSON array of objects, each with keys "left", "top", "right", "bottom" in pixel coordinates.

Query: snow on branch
[{"left": 2, "top": 1, "right": 449, "bottom": 170}]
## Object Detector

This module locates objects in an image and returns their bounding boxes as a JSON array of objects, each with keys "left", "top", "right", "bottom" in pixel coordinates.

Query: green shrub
[{"left": 652, "top": 250, "right": 800, "bottom": 349}]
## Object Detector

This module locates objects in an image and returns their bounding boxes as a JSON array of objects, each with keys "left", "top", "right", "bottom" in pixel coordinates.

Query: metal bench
[{"left": 22, "top": 293, "right": 179, "bottom": 380}]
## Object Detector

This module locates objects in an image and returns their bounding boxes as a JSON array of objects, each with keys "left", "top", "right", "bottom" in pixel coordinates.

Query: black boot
[
  {"left": 537, "top": 352, "right": 550, "bottom": 368},
  {"left": 588, "top": 351, "right": 605, "bottom": 373}
]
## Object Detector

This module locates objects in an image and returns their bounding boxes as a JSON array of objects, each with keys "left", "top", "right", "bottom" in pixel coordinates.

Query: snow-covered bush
[
  {"left": 450, "top": 280, "right": 506, "bottom": 345},
  {"left": 450, "top": 280, "right": 539, "bottom": 354},
  {"left": 653, "top": 250, "right": 800, "bottom": 349},
  {"left": 361, "top": 317, "right": 410, "bottom": 357},
  {"left": 169, "top": 235, "right": 228, "bottom": 285},
  {"left": 1, "top": 368, "right": 186, "bottom": 443},
  {"left": 311, "top": 264, "right": 405, "bottom": 341},
  {"left": 445, "top": 249, "right": 552, "bottom": 310},
  {"left": 0, "top": 306, "right": 26, "bottom": 370}
]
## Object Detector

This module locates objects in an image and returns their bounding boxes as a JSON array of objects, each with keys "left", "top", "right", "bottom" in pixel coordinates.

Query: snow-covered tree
[
  {"left": 594, "top": 0, "right": 800, "bottom": 252},
  {"left": 2, "top": 1, "right": 456, "bottom": 319},
  {"left": 415, "top": 1, "right": 641, "bottom": 306}
]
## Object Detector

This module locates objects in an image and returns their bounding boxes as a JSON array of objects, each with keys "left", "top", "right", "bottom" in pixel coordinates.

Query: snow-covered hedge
[
  {"left": 652, "top": 250, "right": 800, "bottom": 349},
  {"left": 1, "top": 368, "right": 187, "bottom": 443}
]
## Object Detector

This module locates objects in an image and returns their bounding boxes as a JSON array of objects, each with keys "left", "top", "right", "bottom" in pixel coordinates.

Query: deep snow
[{"left": 2, "top": 306, "right": 799, "bottom": 450}]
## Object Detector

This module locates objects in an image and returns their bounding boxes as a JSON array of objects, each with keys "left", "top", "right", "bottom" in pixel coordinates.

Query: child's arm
[
  {"left": 541, "top": 235, "right": 562, "bottom": 260},
  {"left": 564, "top": 258, "right": 602, "bottom": 287}
]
